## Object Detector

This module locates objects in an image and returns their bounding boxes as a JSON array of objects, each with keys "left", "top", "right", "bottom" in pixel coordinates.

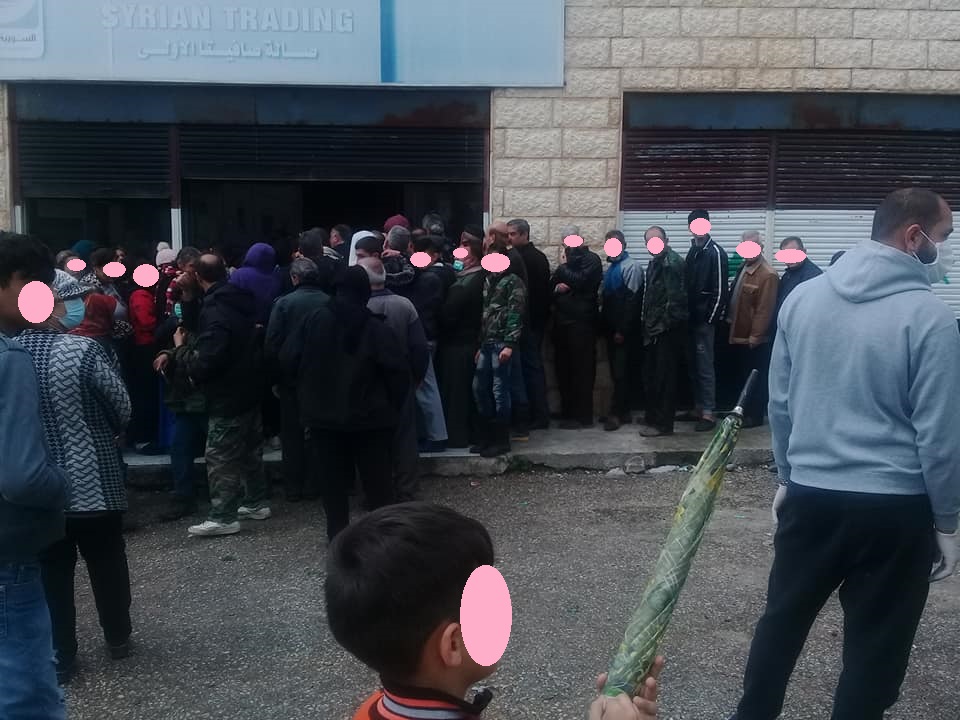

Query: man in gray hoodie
[
  {"left": 0, "top": 231, "right": 69, "bottom": 714},
  {"left": 728, "top": 189, "right": 960, "bottom": 720}
]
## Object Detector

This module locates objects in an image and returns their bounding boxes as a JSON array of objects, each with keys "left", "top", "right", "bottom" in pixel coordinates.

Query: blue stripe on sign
[{"left": 379, "top": 0, "right": 396, "bottom": 83}]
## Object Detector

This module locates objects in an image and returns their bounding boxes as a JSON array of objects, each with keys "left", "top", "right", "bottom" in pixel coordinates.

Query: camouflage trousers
[{"left": 205, "top": 408, "right": 268, "bottom": 523}]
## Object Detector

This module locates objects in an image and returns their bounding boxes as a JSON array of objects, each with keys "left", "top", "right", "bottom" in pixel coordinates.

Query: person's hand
[
  {"left": 614, "top": 333, "right": 625, "bottom": 345},
  {"left": 748, "top": 337, "right": 761, "bottom": 349},
  {"left": 772, "top": 483, "right": 788, "bottom": 527},
  {"left": 930, "top": 529, "right": 959, "bottom": 582},
  {"left": 556, "top": 283, "right": 571, "bottom": 294},
  {"left": 589, "top": 657, "right": 664, "bottom": 720},
  {"left": 173, "top": 327, "right": 187, "bottom": 348},
  {"left": 382, "top": 248, "right": 402, "bottom": 259},
  {"left": 499, "top": 347, "right": 513, "bottom": 363},
  {"left": 153, "top": 354, "right": 170, "bottom": 373},
  {"left": 271, "top": 385, "right": 281, "bottom": 400}
]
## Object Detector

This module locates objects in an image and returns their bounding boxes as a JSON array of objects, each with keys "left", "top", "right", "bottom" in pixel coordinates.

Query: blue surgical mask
[
  {"left": 453, "top": 260, "right": 465, "bottom": 272},
  {"left": 61, "top": 298, "right": 86, "bottom": 330},
  {"left": 174, "top": 303, "right": 183, "bottom": 320}
]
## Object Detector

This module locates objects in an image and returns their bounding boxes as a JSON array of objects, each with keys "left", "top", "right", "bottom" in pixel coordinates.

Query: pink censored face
[
  {"left": 103, "top": 261, "right": 126, "bottom": 279},
  {"left": 736, "top": 241, "right": 762, "bottom": 260},
  {"left": 563, "top": 235, "right": 583, "bottom": 249},
  {"left": 18, "top": 281, "right": 55, "bottom": 324},
  {"left": 410, "top": 252, "right": 431, "bottom": 269},
  {"left": 690, "top": 218, "right": 711, "bottom": 236},
  {"left": 133, "top": 264, "right": 160, "bottom": 288},
  {"left": 775, "top": 248, "right": 807, "bottom": 264},
  {"left": 66, "top": 258, "right": 86, "bottom": 273},
  {"left": 453, "top": 248, "right": 469, "bottom": 260},
  {"left": 481, "top": 253, "right": 510, "bottom": 274},
  {"left": 646, "top": 237, "right": 665, "bottom": 256},
  {"left": 460, "top": 565, "right": 512, "bottom": 667},
  {"left": 604, "top": 238, "right": 623, "bottom": 258}
]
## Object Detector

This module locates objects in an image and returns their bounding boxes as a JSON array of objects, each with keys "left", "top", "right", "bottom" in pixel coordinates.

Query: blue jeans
[
  {"left": 0, "top": 564, "right": 65, "bottom": 720},
  {"left": 473, "top": 342, "right": 513, "bottom": 421},
  {"left": 170, "top": 413, "right": 207, "bottom": 499},
  {"left": 521, "top": 328, "right": 549, "bottom": 424}
]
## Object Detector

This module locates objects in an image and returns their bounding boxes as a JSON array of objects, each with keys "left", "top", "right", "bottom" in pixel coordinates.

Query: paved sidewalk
[{"left": 125, "top": 419, "right": 774, "bottom": 488}]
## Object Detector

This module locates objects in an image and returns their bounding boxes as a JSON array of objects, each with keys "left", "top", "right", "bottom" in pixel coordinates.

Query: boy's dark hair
[
  {"left": 0, "top": 231, "right": 56, "bottom": 288},
  {"left": 871, "top": 188, "right": 944, "bottom": 244},
  {"left": 333, "top": 224, "right": 353, "bottom": 242},
  {"left": 90, "top": 247, "right": 117, "bottom": 269},
  {"left": 413, "top": 234, "right": 444, "bottom": 255},
  {"left": 605, "top": 229, "right": 626, "bottom": 243},
  {"left": 325, "top": 502, "right": 495, "bottom": 682},
  {"left": 355, "top": 235, "right": 383, "bottom": 256},
  {"left": 196, "top": 254, "right": 228, "bottom": 284}
]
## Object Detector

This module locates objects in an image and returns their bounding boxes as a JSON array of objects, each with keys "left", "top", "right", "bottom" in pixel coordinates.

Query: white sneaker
[
  {"left": 188, "top": 520, "right": 240, "bottom": 537},
  {"left": 237, "top": 506, "right": 271, "bottom": 521}
]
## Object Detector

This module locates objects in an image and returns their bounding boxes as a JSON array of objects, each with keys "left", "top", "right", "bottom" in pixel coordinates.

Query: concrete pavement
[{"left": 125, "top": 420, "right": 774, "bottom": 489}]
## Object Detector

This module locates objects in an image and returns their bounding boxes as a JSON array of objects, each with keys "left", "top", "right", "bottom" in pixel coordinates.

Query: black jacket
[
  {"left": 769, "top": 258, "right": 822, "bottom": 335},
  {"left": 685, "top": 236, "right": 729, "bottom": 325},
  {"left": 551, "top": 247, "right": 603, "bottom": 327},
  {"left": 264, "top": 283, "right": 331, "bottom": 386},
  {"left": 515, "top": 243, "right": 552, "bottom": 333},
  {"left": 292, "top": 305, "right": 412, "bottom": 432},
  {"left": 427, "top": 262, "right": 458, "bottom": 295},
  {"left": 396, "top": 269, "right": 444, "bottom": 343},
  {"left": 182, "top": 282, "right": 263, "bottom": 418}
]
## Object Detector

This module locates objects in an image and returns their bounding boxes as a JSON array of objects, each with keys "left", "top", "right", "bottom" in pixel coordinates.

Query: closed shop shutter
[
  {"left": 179, "top": 125, "right": 485, "bottom": 182},
  {"left": 18, "top": 122, "right": 170, "bottom": 199},
  {"left": 621, "top": 129, "right": 960, "bottom": 316}
]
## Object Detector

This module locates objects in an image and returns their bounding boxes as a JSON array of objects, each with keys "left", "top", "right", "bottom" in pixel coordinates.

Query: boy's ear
[{"left": 437, "top": 621, "right": 468, "bottom": 669}]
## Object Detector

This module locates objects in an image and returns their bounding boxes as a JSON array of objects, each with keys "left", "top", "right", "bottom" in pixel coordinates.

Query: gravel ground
[{"left": 64, "top": 468, "right": 960, "bottom": 720}]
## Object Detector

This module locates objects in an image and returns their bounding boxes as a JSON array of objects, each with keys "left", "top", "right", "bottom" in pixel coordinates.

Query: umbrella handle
[{"left": 731, "top": 369, "right": 759, "bottom": 417}]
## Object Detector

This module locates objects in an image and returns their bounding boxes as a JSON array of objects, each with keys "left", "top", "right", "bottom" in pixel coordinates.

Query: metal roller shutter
[
  {"left": 18, "top": 122, "right": 171, "bottom": 199},
  {"left": 621, "top": 131, "right": 771, "bottom": 211},
  {"left": 179, "top": 125, "right": 485, "bottom": 182},
  {"left": 775, "top": 132, "right": 960, "bottom": 209}
]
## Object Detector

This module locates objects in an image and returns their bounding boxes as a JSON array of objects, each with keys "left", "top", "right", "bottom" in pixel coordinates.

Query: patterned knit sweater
[{"left": 16, "top": 329, "right": 131, "bottom": 514}]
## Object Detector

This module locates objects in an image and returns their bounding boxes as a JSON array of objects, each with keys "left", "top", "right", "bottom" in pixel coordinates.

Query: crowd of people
[{"left": 1, "top": 187, "right": 959, "bottom": 720}]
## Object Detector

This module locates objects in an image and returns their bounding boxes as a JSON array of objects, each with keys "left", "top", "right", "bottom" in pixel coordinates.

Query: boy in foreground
[{"left": 325, "top": 502, "right": 664, "bottom": 720}]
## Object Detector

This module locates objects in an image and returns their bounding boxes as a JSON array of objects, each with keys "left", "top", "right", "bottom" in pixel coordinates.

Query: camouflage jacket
[
  {"left": 640, "top": 248, "right": 687, "bottom": 345},
  {"left": 481, "top": 273, "right": 526, "bottom": 349}
]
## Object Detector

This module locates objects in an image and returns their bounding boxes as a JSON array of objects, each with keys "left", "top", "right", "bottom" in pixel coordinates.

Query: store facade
[{"left": 0, "top": 0, "right": 564, "bottom": 258}]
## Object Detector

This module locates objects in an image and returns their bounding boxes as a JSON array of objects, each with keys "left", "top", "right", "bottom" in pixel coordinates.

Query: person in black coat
[
  {"left": 771, "top": 236, "right": 823, "bottom": 334},
  {"left": 507, "top": 219, "right": 552, "bottom": 430},
  {"left": 551, "top": 237, "right": 604, "bottom": 429},
  {"left": 177, "top": 254, "right": 269, "bottom": 536},
  {"left": 285, "top": 266, "right": 412, "bottom": 541},
  {"left": 683, "top": 209, "right": 729, "bottom": 432},
  {"left": 264, "top": 257, "right": 331, "bottom": 502},
  {"left": 436, "top": 231, "right": 485, "bottom": 448}
]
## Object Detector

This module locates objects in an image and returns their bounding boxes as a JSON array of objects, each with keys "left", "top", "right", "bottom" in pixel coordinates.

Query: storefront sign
[{"left": 0, "top": 0, "right": 563, "bottom": 86}]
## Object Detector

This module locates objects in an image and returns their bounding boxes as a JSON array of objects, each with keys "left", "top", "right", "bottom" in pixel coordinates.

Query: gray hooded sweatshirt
[{"left": 771, "top": 239, "right": 960, "bottom": 533}]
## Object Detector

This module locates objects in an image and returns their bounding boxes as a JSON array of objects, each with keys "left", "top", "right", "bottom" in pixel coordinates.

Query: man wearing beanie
[{"left": 683, "top": 209, "right": 729, "bottom": 432}]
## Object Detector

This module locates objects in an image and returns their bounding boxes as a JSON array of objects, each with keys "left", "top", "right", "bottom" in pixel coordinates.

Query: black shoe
[
  {"left": 470, "top": 422, "right": 490, "bottom": 454},
  {"left": 603, "top": 417, "right": 621, "bottom": 432},
  {"left": 107, "top": 639, "right": 131, "bottom": 660},
  {"left": 159, "top": 498, "right": 197, "bottom": 522},
  {"left": 419, "top": 440, "right": 447, "bottom": 453},
  {"left": 619, "top": 415, "right": 633, "bottom": 425},
  {"left": 480, "top": 423, "right": 511, "bottom": 458},
  {"left": 695, "top": 418, "right": 717, "bottom": 432},
  {"left": 532, "top": 419, "right": 550, "bottom": 430},
  {"left": 559, "top": 420, "right": 582, "bottom": 430},
  {"left": 511, "top": 427, "right": 530, "bottom": 441}
]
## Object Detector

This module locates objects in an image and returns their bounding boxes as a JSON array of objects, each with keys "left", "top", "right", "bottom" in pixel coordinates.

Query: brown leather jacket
[{"left": 727, "top": 259, "right": 779, "bottom": 345}]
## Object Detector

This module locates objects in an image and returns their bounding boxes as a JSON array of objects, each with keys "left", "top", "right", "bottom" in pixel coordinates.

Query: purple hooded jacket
[{"left": 229, "top": 243, "right": 281, "bottom": 325}]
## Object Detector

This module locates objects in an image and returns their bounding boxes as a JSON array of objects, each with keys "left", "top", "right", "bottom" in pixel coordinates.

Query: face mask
[
  {"left": 174, "top": 303, "right": 183, "bottom": 319},
  {"left": 453, "top": 260, "right": 464, "bottom": 272},
  {"left": 61, "top": 298, "right": 86, "bottom": 330}
]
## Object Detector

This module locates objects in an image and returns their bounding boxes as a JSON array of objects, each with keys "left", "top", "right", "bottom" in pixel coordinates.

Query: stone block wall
[{"left": 490, "top": 0, "right": 960, "bottom": 419}]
